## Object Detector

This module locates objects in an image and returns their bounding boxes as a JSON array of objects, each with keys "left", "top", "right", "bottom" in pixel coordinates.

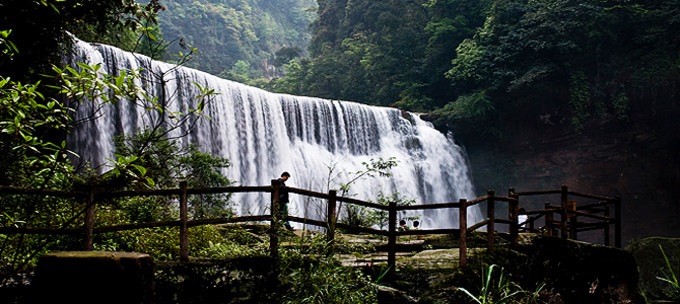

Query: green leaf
[{"left": 131, "top": 164, "right": 147, "bottom": 176}]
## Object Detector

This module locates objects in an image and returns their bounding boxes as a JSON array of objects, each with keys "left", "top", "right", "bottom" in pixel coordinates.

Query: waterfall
[{"left": 66, "top": 37, "right": 482, "bottom": 229}]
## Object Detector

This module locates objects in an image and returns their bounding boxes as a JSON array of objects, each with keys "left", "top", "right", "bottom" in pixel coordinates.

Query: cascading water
[{"left": 67, "top": 37, "right": 483, "bottom": 229}]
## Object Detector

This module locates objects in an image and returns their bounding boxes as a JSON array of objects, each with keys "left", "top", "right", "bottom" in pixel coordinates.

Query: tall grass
[
  {"left": 457, "top": 264, "right": 544, "bottom": 304},
  {"left": 657, "top": 245, "right": 680, "bottom": 301}
]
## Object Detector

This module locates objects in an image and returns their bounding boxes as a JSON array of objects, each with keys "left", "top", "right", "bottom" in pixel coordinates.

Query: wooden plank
[
  {"left": 398, "top": 201, "right": 461, "bottom": 210},
  {"left": 459, "top": 199, "right": 468, "bottom": 267},
  {"left": 179, "top": 181, "right": 189, "bottom": 261},
  {"left": 0, "top": 186, "right": 88, "bottom": 198},
  {"left": 514, "top": 189, "right": 562, "bottom": 196},
  {"left": 0, "top": 227, "right": 82, "bottom": 235},
  {"left": 396, "top": 228, "right": 459, "bottom": 236},
  {"left": 83, "top": 190, "right": 95, "bottom": 250},
  {"left": 468, "top": 219, "right": 491, "bottom": 232},
  {"left": 327, "top": 190, "right": 337, "bottom": 255},
  {"left": 388, "top": 200, "right": 397, "bottom": 270},
  {"left": 487, "top": 190, "right": 495, "bottom": 251},
  {"left": 567, "top": 210, "right": 611, "bottom": 221},
  {"left": 270, "top": 179, "right": 279, "bottom": 260}
]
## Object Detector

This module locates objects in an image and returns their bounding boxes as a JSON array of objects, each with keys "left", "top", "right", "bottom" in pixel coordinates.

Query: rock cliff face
[{"left": 462, "top": 113, "right": 680, "bottom": 246}]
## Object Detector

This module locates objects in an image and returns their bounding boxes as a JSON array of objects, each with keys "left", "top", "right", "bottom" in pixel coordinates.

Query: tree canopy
[
  {"left": 0, "top": 0, "right": 164, "bottom": 79},
  {"left": 156, "top": 0, "right": 316, "bottom": 79},
  {"left": 269, "top": 0, "right": 680, "bottom": 143}
]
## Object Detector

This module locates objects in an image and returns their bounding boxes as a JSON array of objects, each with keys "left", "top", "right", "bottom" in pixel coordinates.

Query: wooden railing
[
  {"left": 512, "top": 185, "right": 621, "bottom": 247},
  {"left": 0, "top": 182, "right": 620, "bottom": 269}
]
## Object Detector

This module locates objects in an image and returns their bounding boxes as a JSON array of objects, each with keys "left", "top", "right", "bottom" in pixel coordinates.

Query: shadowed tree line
[{"left": 267, "top": 0, "right": 680, "bottom": 145}]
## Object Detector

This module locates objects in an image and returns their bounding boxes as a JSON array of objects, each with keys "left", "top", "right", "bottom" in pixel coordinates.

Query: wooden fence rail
[{"left": 0, "top": 183, "right": 620, "bottom": 269}]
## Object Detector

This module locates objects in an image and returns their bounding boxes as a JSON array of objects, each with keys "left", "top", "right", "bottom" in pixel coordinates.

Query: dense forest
[
  {"left": 5, "top": 0, "right": 679, "bottom": 140},
  {"left": 270, "top": 0, "right": 680, "bottom": 144},
  {"left": 156, "top": 0, "right": 316, "bottom": 80},
  {"left": 22, "top": 0, "right": 675, "bottom": 144}
]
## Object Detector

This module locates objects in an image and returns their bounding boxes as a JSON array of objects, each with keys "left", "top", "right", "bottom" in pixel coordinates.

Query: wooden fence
[{"left": 0, "top": 182, "right": 620, "bottom": 268}]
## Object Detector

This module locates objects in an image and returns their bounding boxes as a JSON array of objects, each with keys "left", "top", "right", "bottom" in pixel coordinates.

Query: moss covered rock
[
  {"left": 626, "top": 237, "right": 680, "bottom": 302},
  {"left": 518, "top": 236, "right": 641, "bottom": 304},
  {"left": 418, "top": 236, "right": 642, "bottom": 304}
]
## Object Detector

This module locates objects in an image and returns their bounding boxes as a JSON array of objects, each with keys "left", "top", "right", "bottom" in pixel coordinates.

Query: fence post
[
  {"left": 179, "top": 181, "right": 189, "bottom": 262},
  {"left": 327, "top": 190, "right": 337, "bottom": 255},
  {"left": 614, "top": 197, "right": 621, "bottom": 248},
  {"left": 83, "top": 190, "right": 96, "bottom": 251},
  {"left": 459, "top": 199, "right": 468, "bottom": 267},
  {"left": 544, "top": 203, "right": 554, "bottom": 236},
  {"left": 508, "top": 190, "right": 518, "bottom": 247},
  {"left": 387, "top": 200, "right": 397, "bottom": 271},
  {"left": 604, "top": 202, "right": 611, "bottom": 246},
  {"left": 487, "top": 190, "right": 495, "bottom": 251},
  {"left": 270, "top": 179, "right": 280, "bottom": 260},
  {"left": 569, "top": 201, "right": 578, "bottom": 240},
  {"left": 560, "top": 185, "right": 568, "bottom": 239}
]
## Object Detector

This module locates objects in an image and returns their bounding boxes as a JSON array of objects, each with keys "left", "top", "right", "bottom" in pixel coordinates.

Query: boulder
[
  {"left": 626, "top": 237, "right": 680, "bottom": 302},
  {"left": 517, "top": 236, "right": 642, "bottom": 304},
  {"left": 31, "top": 251, "right": 154, "bottom": 304}
]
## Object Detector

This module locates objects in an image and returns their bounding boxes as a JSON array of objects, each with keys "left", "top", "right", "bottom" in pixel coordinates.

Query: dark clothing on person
[
  {"left": 276, "top": 177, "right": 289, "bottom": 204},
  {"left": 276, "top": 177, "right": 293, "bottom": 230}
]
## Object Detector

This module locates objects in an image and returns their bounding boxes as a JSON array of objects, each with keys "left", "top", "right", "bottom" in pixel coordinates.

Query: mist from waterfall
[{"left": 67, "top": 37, "right": 483, "bottom": 229}]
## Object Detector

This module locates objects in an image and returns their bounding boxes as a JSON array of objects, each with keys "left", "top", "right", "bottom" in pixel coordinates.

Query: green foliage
[
  {"left": 2, "top": 59, "right": 167, "bottom": 189},
  {"left": 337, "top": 157, "right": 399, "bottom": 196},
  {"left": 365, "top": 191, "right": 418, "bottom": 231},
  {"left": 70, "top": 1, "right": 166, "bottom": 59},
  {"left": 568, "top": 70, "right": 593, "bottom": 131},
  {"left": 222, "top": 60, "right": 252, "bottom": 83},
  {"left": 154, "top": 256, "right": 280, "bottom": 304},
  {"left": 274, "top": 46, "right": 303, "bottom": 67},
  {"left": 657, "top": 245, "right": 680, "bottom": 301},
  {"left": 0, "top": 3, "right": 244, "bottom": 301},
  {"left": 0, "top": 30, "right": 18, "bottom": 61},
  {"left": 0, "top": 16, "right": 231, "bottom": 288},
  {"left": 321, "top": 156, "right": 418, "bottom": 231},
  {"left": 277, "top": 0, "right": 492, "bottom": 109},
  {"left": 157, "top": 0, "right": 316, "bottom": 80},
  {"left": 110, "top": 129, "right": 234, "bottom": 218},
  {"left": 457, "top": 264, "right": 544, "bottom": 304},
  {"left": 279, "top": 253, "right": 378, "bottom": 303},
  {"left": 324, "top": 156, "right": 400, "bottom": 228},
  {"left": 150, "top": 228, "right": 379, "bottom": 303},
  {"left": 340, "top": 204, "right": 373, "bottom": 228},
  {"left": 0, "top": 78, "right": 73, "bottom": 187},
  {"left": 0, "top": 194, "right": 83, "bottom": 279},
  {"left": 441, "top": 0, "right": 680, "bottom": 137},
  {"left": 180, "top": 145, "right": 234, "bottom": 219},
  {"left": 268, "top": 0, "right": 680, "bottom": 142},
  {"left": 448, "top": 38, "right": 484, "bottom": 83},
  {"left": 0, "top": 0, "right": 164, "bottom": 79}
]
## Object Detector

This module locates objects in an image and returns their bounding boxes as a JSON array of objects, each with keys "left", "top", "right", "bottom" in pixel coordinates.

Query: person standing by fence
[{"left": 276, "top": 171, "right": 294, "bottom": 231}]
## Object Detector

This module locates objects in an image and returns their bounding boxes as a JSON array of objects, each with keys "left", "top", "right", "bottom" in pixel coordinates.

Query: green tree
[
  {"left": 277, "top": 0, "right": 491, "bottom": 110},
  {"left": 274, "top": 46, "right": 302, "bottom": 67},
  {"left": 157, "top": 0, "right": 316, "bottom": 79},
  {"left": 109, "top": 129, "right": 234, "bottom": 219},
  {"left": 442, "top": 0, "right": 680, "bottom": 140},
  {"left": 0, "top": 0, "right": 164, "bottom": 80}
]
